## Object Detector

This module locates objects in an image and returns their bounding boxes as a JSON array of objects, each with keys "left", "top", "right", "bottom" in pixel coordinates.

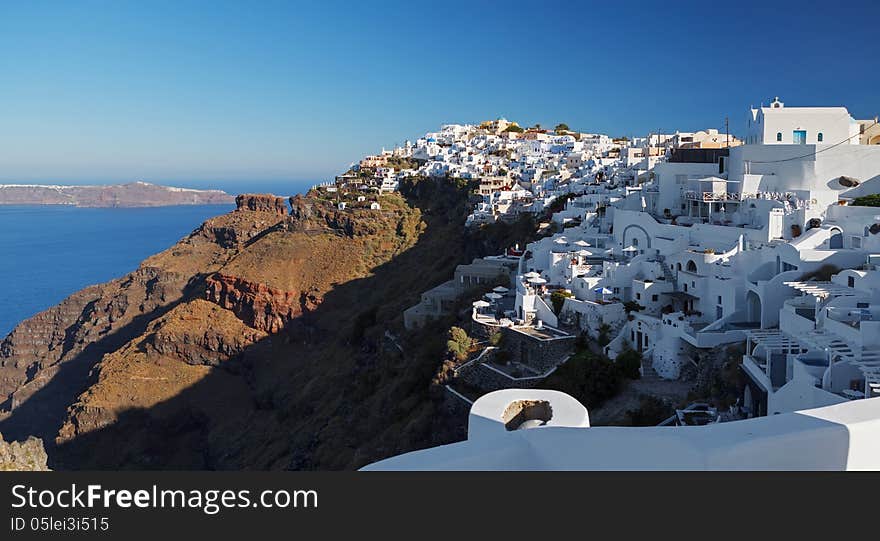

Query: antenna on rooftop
[{"left": 725, "top": 117, "right": 730, "bottom": 148}]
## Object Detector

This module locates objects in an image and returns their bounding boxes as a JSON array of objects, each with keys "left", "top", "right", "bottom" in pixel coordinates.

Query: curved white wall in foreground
[{"left": 363, "top": 390, "right": 880, "bottom": 471}]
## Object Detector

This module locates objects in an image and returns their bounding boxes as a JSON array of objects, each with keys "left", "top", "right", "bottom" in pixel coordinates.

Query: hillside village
[{"left": 315, "top": 98, "right": 880, "bottom": 430}]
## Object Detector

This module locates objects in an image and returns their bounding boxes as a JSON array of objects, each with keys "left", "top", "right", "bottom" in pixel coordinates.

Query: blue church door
[{"left": 793, "top": 130, "right": 807, "bottom": 144}]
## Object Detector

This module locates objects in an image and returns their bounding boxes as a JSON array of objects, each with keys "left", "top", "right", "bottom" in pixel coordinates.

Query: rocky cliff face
[
  {"left": 235, "top": 193, "right": 288, "bottom": 215},
  {"left": 0, "top": 203, "right": 274, "bottom": 442},
  {"left": 205, "top": 274, "right": 309, "bottom": 333},
  {"left": 0, "top": 433, "right": 49, "bottom": 471},
  {"left": 0, "top": 180, "right": 478, "bottom": 470},
  {"left": 0, "top": 266, "right": 195, "bottom": 436}
]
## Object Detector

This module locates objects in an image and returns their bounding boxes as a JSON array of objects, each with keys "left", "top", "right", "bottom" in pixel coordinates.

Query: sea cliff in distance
[{"left": 0, "top": 181, "right": 234, "bottom": 207}]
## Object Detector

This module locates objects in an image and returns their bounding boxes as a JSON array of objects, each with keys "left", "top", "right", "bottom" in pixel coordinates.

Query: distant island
[{"left": 0, "top": 181, "right": 235, "bottom": 207}]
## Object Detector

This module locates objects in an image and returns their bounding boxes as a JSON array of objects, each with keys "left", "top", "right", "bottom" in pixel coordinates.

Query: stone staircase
[
  {"left": 640, "top": 348, "right": 661, "bottom": 380},
  {"left": 657, "top": 257, "right": 677, "bottom": 288}
]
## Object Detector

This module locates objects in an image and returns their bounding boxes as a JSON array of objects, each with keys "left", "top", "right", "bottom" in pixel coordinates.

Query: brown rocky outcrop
[
  {"left": 146, "top": 300, "right": 268, "bottom": 366},
  {"left": 0, "top": 433, "right": 49, "bottom": 470},
  {"left": 288, "top": 194, "right": 315, "bottom": 220},
  {"left": 205, "top": 274, "right": 313, "bottom": 333},
  {"left": 235, "top": 193, "right": 288, "bottom": 215}
]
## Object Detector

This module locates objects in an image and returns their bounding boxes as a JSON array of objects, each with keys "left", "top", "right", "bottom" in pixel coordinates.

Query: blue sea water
[{"left": 0, "top": 179, "right": 314, "bottom": 337}]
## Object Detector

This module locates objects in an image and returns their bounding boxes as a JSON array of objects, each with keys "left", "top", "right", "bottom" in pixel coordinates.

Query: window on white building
[
  {"left": 776, "top": 132, "right": 782, "bottom": 142},
  {"left": 818, "top": 132, "right": 824, "bottom": 142}
]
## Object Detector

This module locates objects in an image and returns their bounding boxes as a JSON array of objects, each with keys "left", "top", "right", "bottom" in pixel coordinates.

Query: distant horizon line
[{"left": 0, "top": 177, "right": 322, "bottom": 186}]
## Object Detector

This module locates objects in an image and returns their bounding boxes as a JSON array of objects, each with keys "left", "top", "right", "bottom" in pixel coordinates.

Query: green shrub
[
  {"left": 550, "top": 290, "right": 573, "bottom": 315},
  {"left": 615, "top": 349, "right": 642, "bottom": 380},
  {"left": 852, "top": 194, "right": 880, "bottom": 207},
  {"left": 541, "top": 351, "right": 623, "bottom": 408},
  {"left": 446, "top": 326, "right": 473, "bottom": 362}
]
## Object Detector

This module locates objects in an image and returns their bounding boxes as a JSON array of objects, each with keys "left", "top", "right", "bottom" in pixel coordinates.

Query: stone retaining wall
[{"left": 501, "top": 327, "right": 576, "bottom": 372}]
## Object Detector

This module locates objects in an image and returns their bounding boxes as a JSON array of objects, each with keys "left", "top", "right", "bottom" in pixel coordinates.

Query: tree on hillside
[
  {"left": 615, "top": 348, "right": 642, "bottom": 380},
  {"left": 555, "top": 123, "right": 570, "bottom": 132},
  {"left": 446, "top": 326, "right": 473, "bottom": 362},
  {"left": 551, "top": 290, "right": 573, "bottom": 315}
]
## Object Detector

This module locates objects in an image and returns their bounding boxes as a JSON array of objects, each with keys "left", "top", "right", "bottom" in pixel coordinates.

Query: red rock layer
[{"left": 205, "top": 274, "right": 317, "bottom": 333}]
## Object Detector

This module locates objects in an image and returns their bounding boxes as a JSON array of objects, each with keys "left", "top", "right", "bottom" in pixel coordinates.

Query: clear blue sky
[{"left": 1, "top": 0, "right": 878, "bottom": 185}]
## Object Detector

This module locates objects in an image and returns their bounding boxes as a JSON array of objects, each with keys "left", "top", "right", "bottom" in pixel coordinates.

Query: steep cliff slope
[
  {"left": 0, "top": 178, "right": 512, "bottom": 469},
  {"left": 0, "top": 197, "right": 284, "bottom": 443}
]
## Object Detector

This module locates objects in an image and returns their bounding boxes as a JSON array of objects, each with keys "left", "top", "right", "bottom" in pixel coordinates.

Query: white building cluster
[
  {"left": 365, "top": 98, "right": 880, "bottom": 470},
  {"left": 463, "top": 99, "right": 880, "bottom": 421},
  {"left": 356, "top": 99, "right": 880, "bottom": 433}
]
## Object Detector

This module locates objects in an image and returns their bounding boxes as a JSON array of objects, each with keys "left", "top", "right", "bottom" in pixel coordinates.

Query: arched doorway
[
  {"left": 829, "top": 228, "right": 843, "bottom": 249},
  {"left": 622, "top": 224, "right": 651, "bottom": 249},
  {"left": 686, "top": 260, "right": 697, "bottom": 273},
  {"left": 746, "top": 291, "right": 762, "bottom": 326}
]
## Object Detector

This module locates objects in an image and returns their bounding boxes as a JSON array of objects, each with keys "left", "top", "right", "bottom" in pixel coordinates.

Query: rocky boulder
[
  {"left": 235, "top": 194, "right": 288, "bottom": 215},
  {"left": 0, "top": 433, "right": 49, "bottom": 470}
]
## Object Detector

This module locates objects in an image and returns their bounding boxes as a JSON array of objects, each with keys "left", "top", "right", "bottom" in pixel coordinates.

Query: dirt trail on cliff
[{"left": 0, "top": 178, "right": 523, "bottom": 469}]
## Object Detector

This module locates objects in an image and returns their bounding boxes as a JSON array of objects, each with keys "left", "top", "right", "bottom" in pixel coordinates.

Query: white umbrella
[
  {"left": 574, "top": 240, "right": 591, "bottom": 247},
  {"left": 554, "top": 237, "right": 569, "bottom": 244},
  {"left": 528, "top": 277, "right": 547, "bottom": 285},
  {"left": 523, "top": 271, "right": 541, "bottom": 279},
  {"left": 623, "top": 245, "right": 638, "bottom": 252},
  {"left": 492, "top": 286, "right": 509, "bottom": 293},
  {"left": 485, "top": 292, "right": 503, "bottom": 300},
  {"left": 472, "top": 300, "right": 491, "bottom": 308},
  {"left": 576, "top": 249, "right": 590, "bottom": 256}
]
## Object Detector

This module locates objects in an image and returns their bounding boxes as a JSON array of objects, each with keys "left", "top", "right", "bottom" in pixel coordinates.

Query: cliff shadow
[
  {"left": 50, "top": 179, "right": 525, "bottom": 470},
  {"left": 0, "top": 276, "right": 209, "bottom": 446}
]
